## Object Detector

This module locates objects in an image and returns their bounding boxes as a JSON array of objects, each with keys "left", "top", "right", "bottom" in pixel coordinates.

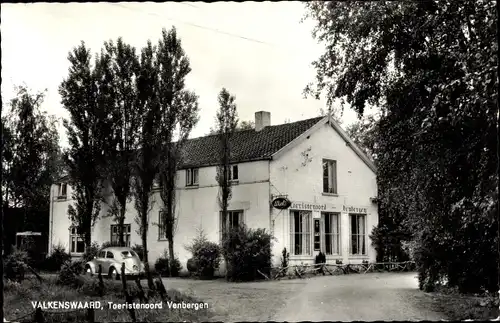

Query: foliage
[
  {"left": 208, "top": 119, "right": 253, "bottom": 135},
  {"left": 57, "top": 260, "right": 85, "bottom": 287},
  {"left": 4, "top": 247, "right": 30, "bottom": 282},
  {"left": 100, "top": 38, "right": 141, "bottom": 247},
  {"left": 156, "top": 27, "right": 200, "bottom": 278},
  {"left": 304, "top": 0, "right": 498, "bottom": 293},
  {"left": 60, "top": 41, "right": 113, "bottom": 248},
  {"left": 82, "top": 242, "right": 100, "bottom": 262},
  {"left": 43, "top": 244, "right": 72, "bottom": 272},
  {"left": 186, "top": 258, "right": 198, "bottom": 275},
  {"left": 185, "top": 230, "right": 221, "bottom": 279},
  {"left": 220, "top": 225, "right": 273, "bottom": 281},
  {"left": 281, "top": 247, "right": 290, "bottom": 268},
  {"left": 131, "top": 243, "right": 145, "bottom": 261},
  {"left": 1, "top": 86, "right": 62, "bottom": 211},
  {"left": 154, "top": 250, "right": 182, "bottom": 277},
  {"left": 100, "top": 241, "right": 121, "bottom": 249},
  {"left": 214, "top": 88, "right": 239, "bottom": 249}
]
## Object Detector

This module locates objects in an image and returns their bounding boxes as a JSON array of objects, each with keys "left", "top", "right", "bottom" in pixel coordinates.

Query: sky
[{"left": 1, "top": 2, "right": 369, "bottom": 148}]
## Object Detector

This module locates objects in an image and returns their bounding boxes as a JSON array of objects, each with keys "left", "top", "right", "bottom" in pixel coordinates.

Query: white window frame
[
  {"left": 322, "top": 159, "right": 337, "bottom": 194},
  {"left": 350, "top": 213, "right": 367, "bottom": 256},
  {"left": 229, "top": 164, "right": 239, "bottom": 181},
  {"left": 289, "top": 210, "right": 312, "bottom": 256},
  {"left": 186, "top": 168, "right": 199, "bottom": 186},
  {"left": 219, "top": 210, "right": 244, "bottom": 240},
  {"left": 69, "top": 226, "right": 85, "bottom": 254},
  {"left": 322, "top": 212, "right": 340, "bottom": 255},
  {"left": 158, "top": 211, "right": 168, "bottom": 241},
  {"left": 110, "top": 224, "right": 131, "bottom": 247},
  {"left": 57, "top": 183, "right": 68, "bottom": 199}
]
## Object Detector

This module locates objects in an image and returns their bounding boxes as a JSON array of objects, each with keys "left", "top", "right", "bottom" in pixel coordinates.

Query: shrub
[
  {"left": 220, "top": 225, "right": 273, "bottom": 281},
  {"left": 131, "top": 244, "right": 145, "bottom": 261},
  {"left": 82, "top": 242, "right": 100, "bottom": 262},
  {"left": 101, "top": 241, "right": 121, "bottom": 249},
  {"left": 154, "top": 250, "right": 182, "bottom": 277},
  {"left": 57, "top": 260, "right": 85, "bottom": 287},
  {"left": 187, "top": 258, "right": 198, "bottom": 275},
  {"left": 43, "top": 244, "right": 72, "bottom": 272},
  {"left": 185, "top": 230, "right": 221, "bottom": 279},
  {"left": 4, "top": 246, "right": 30, "bottom": 282},
  {"left": 281, "top": 247, "right": 290, "bottom": 268}
]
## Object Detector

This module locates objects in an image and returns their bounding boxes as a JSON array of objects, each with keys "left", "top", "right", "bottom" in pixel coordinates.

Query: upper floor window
[
  {"left": 57, "top": 183, "right": 68, "bottom": 198},
  {"left": 322, "top": 159, "right": 337, "bottom": 194},
  {"left": 186, "top": 168, "right": 199, "bottom": 186},
  {"left": 229, "top": 164, "right": 239, "bottom": 181},
  {"left": 111, "top": 224, "right": 131, "bottom": 247}
]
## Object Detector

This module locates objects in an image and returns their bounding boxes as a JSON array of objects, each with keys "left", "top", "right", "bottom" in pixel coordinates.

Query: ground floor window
[
  {"left": 323, "top": 212, "right": 340, "bottom": 255},
  {"left": 111, "top": 224, "right": 131, "bottom": 247},
  {"left": 350, "top": 214, "right": 366, "bottom": 255},
  {"left": 220, "top": 210, "right": 244, "bottom": 239},
  {"left": 70, "top": 226, "right": 85, "bottom": 253},
  {"left": 290, "top": 210, "right": 312, "bottom": 256}
]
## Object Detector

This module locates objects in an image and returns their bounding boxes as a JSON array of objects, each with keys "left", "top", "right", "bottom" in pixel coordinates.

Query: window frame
[
  {"left": 186, "top": 168, "right": 199, "bottom": 186},
  {"left": 158, "top": 210, "right": 168, "bottom": 241},
  {"left": 110, "top": 224, "right": 131, "bottom": 247},
  {"left": 69, "top": 225, "right": 85, "bottom": 254},
  {"left": 322, "top": 159, "right": 338, "bottom": 194},
  {"left": 349, "top": 213, "right": 367, "bottom": 256},
  {"left": 322, "top": 212, "right": 341, "bottom": 256},
  {"left": 219, "top": 210, "right": 244, "bottom": 240},
  {"left": 289, "top": 210, "right": 312, "bottom": 257},
  {"left": 230, "top": 164, "right": 239, "bottom": 181}
]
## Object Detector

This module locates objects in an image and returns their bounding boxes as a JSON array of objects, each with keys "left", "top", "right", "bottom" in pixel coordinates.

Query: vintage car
[{"left": 84, "top": 247, "right": 145, "bottom": 280}]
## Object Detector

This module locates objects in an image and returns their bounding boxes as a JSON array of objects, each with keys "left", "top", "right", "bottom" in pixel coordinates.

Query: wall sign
[
  {"left": 343, "top": 205, "right": 368, "bottom": 214},
  {"left": 290, "top": 202, "right": 337, "bottom": 212},
  {"left": 272, "top": 197, "right": 292, "bottom": 209}
]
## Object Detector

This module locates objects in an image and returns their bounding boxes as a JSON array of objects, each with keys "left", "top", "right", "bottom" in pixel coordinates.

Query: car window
[
  {"left": 98, "top": 251, "right": 106, "bottom": 258},
  {"left": 106, "top": 251, "right": 114, "bottom": 259}
]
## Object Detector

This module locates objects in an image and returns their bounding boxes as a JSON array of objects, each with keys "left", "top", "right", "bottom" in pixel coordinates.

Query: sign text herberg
[{"left": 343, "top": 205, "right": 367, "bottom": 214}]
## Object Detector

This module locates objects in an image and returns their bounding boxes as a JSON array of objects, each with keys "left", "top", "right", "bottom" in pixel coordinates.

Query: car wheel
[
  {"left": 85, "top": 266, "right": 93, "bottom": 277},
  {"left": 109, "top": 267, "right": 119, "bottom": 280}
]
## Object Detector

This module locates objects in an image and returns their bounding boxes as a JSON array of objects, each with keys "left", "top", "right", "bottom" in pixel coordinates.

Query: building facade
[{"left": 48, "top": 111, "right": 378, "bottom": 273}]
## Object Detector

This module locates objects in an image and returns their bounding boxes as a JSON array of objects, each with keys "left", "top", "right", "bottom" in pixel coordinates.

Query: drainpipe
[
  {"left": 49, "top": 185, "right": 54, "bottom": 255},
  {"left": 268, "top": 161, "right": 272, "bottom": 234}
]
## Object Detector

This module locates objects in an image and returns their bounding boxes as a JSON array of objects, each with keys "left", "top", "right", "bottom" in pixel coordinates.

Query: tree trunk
[
  {"left": 141, "top": 199, "right": 154, "bottom": 290},
  {"left": 119, "top": 206, "right": 126, "bottom": 247}
]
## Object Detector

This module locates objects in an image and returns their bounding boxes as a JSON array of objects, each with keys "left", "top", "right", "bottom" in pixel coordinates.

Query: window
[
  {"left": 322, "top": 159, "right": 337, "bottom": 194},
  {"left": 186, "top": 168, "right": 199, "bottom": 186},
  {"left": 290, "top": 210, "right": 312, "bottom": 256},
  {"left": 220, "top": 210, "right": 244, "bottom": 238},
  {"left": 158, "top": 211, "right": 167, "bottom": 240},
  {"left": 98, "top": 251, "right": 106, "bottom": 258},
  {"left": 110, "top": 224, "right": 131, "bottom": 247},
  {"left": 230, "top": 165, "right": 239, "bottom": 181},
  {"left": 57, "top": 183, "right": 67, "bottom": 199},
  {"left": 350, "top": 214, "right": 366, "bottom": 255},
  {"left": 323, "top": 212, "right": 340, "bottom": 255},
  {"left": 106, "top": 251, "right": 114, "bottom": 259},
  {"left": 70, "top": 226, "right": 85, "bottom": 253}
]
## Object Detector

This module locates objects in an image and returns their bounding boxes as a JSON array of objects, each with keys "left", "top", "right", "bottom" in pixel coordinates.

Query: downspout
[
  {"left": 49, "top": 185, "right": 54, "bottom": 255},
  {"left": 268, "top": 160, "right": 272, "bottom": 233}
]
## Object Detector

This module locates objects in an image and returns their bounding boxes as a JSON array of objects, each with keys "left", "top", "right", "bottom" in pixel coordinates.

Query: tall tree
[
  {"left": 344, "top": 114, "right": 378, "bottom": 162},
  {"left": 215, "top": 88, "right": 239, "bottom": 240},
  {"left": 304, "top": 1, "right": 498, "bottom": 293},
  {"left": 133, "top": 39, "right": 162, "bottom": 290},
  {"left": 3, "top": 86, "right": 61, "bottom": 211},
  {"left": 102, "top": 38, "right": 141, "bottom": 247},
  {"left": 156, "top": 27, "right": 199, "bottom": 276},
  {"left": 208, "top": 119, "right": 253, "bottom": 135},
  {"left": 60, "top": 42, "right": 114, "bottom": 249}
]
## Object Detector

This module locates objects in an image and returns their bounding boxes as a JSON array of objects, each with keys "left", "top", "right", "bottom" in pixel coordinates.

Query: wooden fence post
[
  {"left": 86, "top": 308, "right": 95, "bottom": 323},
  {"left": 98, "top": 264, "right": 104, "bottom": 297},
  {"left": 34, "top": 308, "right": 45, "bottom": 323},
  {"left": 121, "top": 263, "right": 137, "bottom": 322}
]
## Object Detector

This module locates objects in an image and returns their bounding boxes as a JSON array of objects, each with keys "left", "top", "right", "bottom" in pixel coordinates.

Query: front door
[{"left": 314, "top": 219, "right": 321, "bottom": 252}]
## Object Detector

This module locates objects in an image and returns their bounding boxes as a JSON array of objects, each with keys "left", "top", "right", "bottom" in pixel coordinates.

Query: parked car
[{"left": 84, "top": 247, "right": 145, "bottom": 280}]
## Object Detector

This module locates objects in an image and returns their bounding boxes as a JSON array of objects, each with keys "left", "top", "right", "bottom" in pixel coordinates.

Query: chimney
[{"left": 255, "top": 111, "right": 271, "bottom": 131}]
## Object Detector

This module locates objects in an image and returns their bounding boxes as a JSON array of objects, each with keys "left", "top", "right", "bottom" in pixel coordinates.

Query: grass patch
[
  {"left": 4, "top": 274, "right": 215, "bottom": 322},
  {"left": 424, "top": 285, "right": 499, "bottom": 321}
]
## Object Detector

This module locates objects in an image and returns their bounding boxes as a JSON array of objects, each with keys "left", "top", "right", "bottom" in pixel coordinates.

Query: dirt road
[{"left": 161, "top": 272, "right": 446, "bottom": 322}]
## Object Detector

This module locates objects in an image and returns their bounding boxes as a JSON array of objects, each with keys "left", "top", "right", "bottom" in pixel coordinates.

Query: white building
[{"left": 49, "top": 111, "right": 378, "bottom": 274}]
